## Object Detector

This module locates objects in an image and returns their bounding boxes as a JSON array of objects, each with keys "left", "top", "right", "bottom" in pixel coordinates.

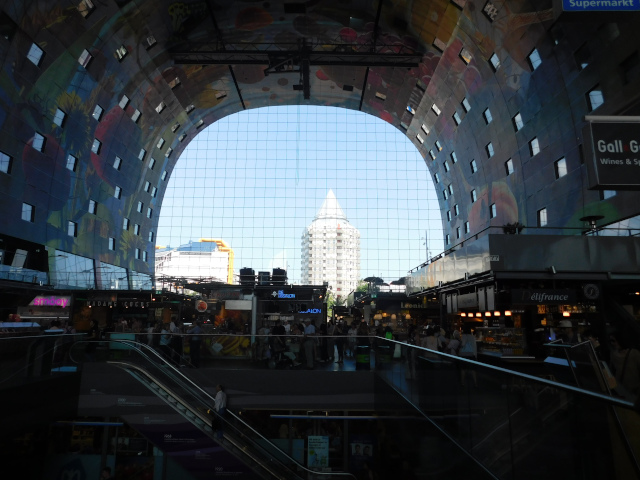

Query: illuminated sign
[
  {"left": 272, "top": 290, "right": 295, "bottom": 299},
  {"left": 299, "top": 308, "right": 322, "bottom": 314},
  {"left": 563, "top": 0, "right": 640, "bottom": 11},
  {"left": 30, "top": 296, "right": 71, "bottom": 308},
  {"left": 585, "top": 119, "right": 640, "bottom": 190}
]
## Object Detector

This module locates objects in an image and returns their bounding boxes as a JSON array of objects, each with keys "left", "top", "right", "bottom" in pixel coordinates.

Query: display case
[{"left": 476, "top": 327, "right": 527, "bottom": 356}]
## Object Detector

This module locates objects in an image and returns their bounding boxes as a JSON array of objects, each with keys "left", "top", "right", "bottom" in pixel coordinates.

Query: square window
[
  {"left": 78, "top": 0, "right": 95, "bottom": 18},
  {"left": 465, "top": 221, "right": 470, "bottom": 234},
  {"left": 144, "top": 181, "right": 150, "bottom": 192},
  {"left": 555, "top": 157, "right": 567, "bottom": 179},
  {"left": 490, "top": 203, "right": 497, "bottom": 218},
  {"left": 186, "top": 104, "right": 195, "bottom": 114},
  {"left": 454, "top": 204, "right": 460, "bottom": 216},
  {"left": 489, "top": 52, "right": 500, "bottom": 71},
  {"left": 459, "top": 48, "right": 472, "bottom": 64},
  {"left": 575, "top": 43, "right": 590, "bottom": 70},
  {"left": 375, "top": 92, "right": 387, "bottom": 100},
  {"left": 513, "top": 113, "right": 523, "bottom": 131},
  {"left": 453, "top": 112, "right": 461, "bottom": 125},
  {"left": 114, "top": 186, "right": 122, "bottom": 199},
  {"left": 119, "top": 95, "right": 129, "bottom": 109},
  {"left": 91, "top": 138, "right": 101, "bottom": 154},
  {"left": 195, "top": 119, "right": 204, "bottom": 129},
  {"left": 148, "top": 231, "right": 155, "bottom": 242},
  {"left": 529, "top": 137, "right": 540, "bottom": 156},
  {"left": 435, "top": 140, "right": 443, "bottom": 151},
  {"left": 505, "top": 158, "right": 514, "bottom": 175},
  {"left": 215, "top": 91, "right": 227, "bottom": 100},
  {"left": 443, "top": 161, "right": 450, "bottom": 172},
  {"left": 144, "top": 35, "right": 156, "bottom": 49},
  {"left": 456, "top": 227, "right": 461, "bottom": 239},
  {"left": 171, "top": 123, "right": 180, "bottom": 133},
  {"left": 470, "top": 159, "right": 478, "bottom": 173},
  {"left": 115, "top": 45, "right": 127, "bottom": 61},
  {"left": 27, "top": 43, "right": 44, "bottom": 66},
  {"left": 151, "top": 187, "right": 157, "bottom": 197},
  {"left": 157, "top": 138, "right": 165, "bottom": 149},
  {"left": 486, "top": 142, "right": 495, "bottom": 158},
  {"left": 68, "top": 221, "right": 78, "bottom": 237},
  {"left": 450, "top": 152, "right": 458, "bottom": 164},
  {"left": 447, "top": 211, "right": 452, "bottom": 222},
  {"left": 443, "top": 189, "right": 449, "bottom": 200},
  {"left": 462, "top": 97, "right": 471, "bottom": 112},
  {"left": 78, "top": 49, "right": 92, "bottom": 68},
  {"left": 537, "top": 208, "right": 548, "bottom": 227},
  {"left": 434, "top": 172, "right": 440, "bottom": 184},
  {"left": 143, "top": 251, "right": 148, "bottom": 262},
  {"left": 421, "top": 124, "right": 430, "bottom": 135},
  {"left": 137, "top": 201, "right": 143, "bottom": 213},
  {"left": 21, "top": 203, "right": 34, "bottom": 222},
  {"left": 431, "top": 104, "right": 441, "bottom": 116},
  {"left": 483, "top": 108, "right": 493, "bottom": 124},
  {"left": 407, "top": 105, "right": 416, "bottom": 115},
  {"left": 88, "top": 199, "right": 97, "bottom": 214},
  {"left": 161, "top": 171, "right": 168, "bottom": 181},
  {"left": 138, "top": 148, "right": 146, "bottom": 160},
  {"left": 113, "top": 156, "right": 122, "bottom": 171},
  {"left": 429, "top": 150, "right": 436, "bottom": 160},
  {"left": 587, "top": 86, "right": 604, "bottom": 111},
  {"left": 528, "top": 48, "right": 542, "bottom": 70},
  {"left": 53, "top": 108, "right": 66, "bottom": 127},
  {"left": 146, "top": 207, "right": 153, "bottom": 218},
  {"left": 108, "top": 237, "right": 115, "bottom": 251},
  {"left": 471, "top": 189, "right": 477, "bottom": 203},
  {"left": 448, "top": 184, "right": 454, "bottom": 195},
  {"left": 123, "top": 217, "right": 129, "bottom": 230},
  {"left": 165, "top": 148, "right": 173, "bottom": 157},
  {"left": 416, "top": 133, "right": 424, "bottom": 144},
  {"left": 148, "top": 158, "right": 156, "bottom": 170},
  {"left": 601, "top": 190, "right": 617, "bottom": 200},
  {"left": 92, "top": 105, "right": 103, "bottom": 121},
  {"left": 135, "top": 248, "right": 141, "bottom": 260},
  {"left": 0, "top": 151, "right": 13, "bottom": 174},
  {"left": 446, "top": 234, "right": 451, "bottom": 246},
  {"left": 168, "top": 77, "right": 181, "bottom": 89},
  {"left": 155, "top": 102, "right": 166, "bottom": 114},
  {"left": 32, "top": 132, "right": 46, "bottom": 152},
  {"left": 134, "top": 224, "right": 140, "bottom": 235},
  {"left": 131, "top": 109, "right": 141, "bottom": 123}
]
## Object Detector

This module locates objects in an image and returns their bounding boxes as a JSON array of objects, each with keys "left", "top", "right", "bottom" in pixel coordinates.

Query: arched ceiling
[{"left": 1, "top": 0, "right": 637, "bottom": 282}]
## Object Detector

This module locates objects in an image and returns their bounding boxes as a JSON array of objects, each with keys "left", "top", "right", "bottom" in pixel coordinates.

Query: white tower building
[{"left": 301, "top": 190, "right": 360, "bottom": 296}]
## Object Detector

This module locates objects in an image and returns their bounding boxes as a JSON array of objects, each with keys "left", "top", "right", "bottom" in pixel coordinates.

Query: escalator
[{"left": 69, "top": 339, "right": 357, "bottom": 480}]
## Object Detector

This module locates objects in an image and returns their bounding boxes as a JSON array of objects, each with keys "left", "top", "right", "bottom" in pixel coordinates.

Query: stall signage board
[
  {"left": 562, "top": 0, "right": 640, "bottom": 11},
  {"left": 457, "top": 292, "right": 478, "bottom": 309},
  {"left": 30, "top": 295, "right": 72, "bottom": 308},
  {"left": 512, "top": 289, "right": 577, "bottom": 305},
  {"left": 585, "top": 120, "right": 640, "bottom": 189}
]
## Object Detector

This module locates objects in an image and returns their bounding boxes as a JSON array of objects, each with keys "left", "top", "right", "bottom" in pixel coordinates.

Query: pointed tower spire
[{"left": 314, "top": 190, "right": 347, "bottom": 221}]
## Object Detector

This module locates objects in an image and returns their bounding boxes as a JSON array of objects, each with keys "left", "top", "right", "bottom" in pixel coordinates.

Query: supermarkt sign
[{"left": 563, "top": 0, "right": 640, "bottom": 10}]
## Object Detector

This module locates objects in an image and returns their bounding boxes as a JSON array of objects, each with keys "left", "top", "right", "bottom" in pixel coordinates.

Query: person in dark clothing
[{"left": 187, "top": 320, "right": 204, "bottom": 368}]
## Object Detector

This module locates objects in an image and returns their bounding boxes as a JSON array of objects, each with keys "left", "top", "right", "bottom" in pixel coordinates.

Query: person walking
[
  {"left": 303, "top": 319, "right": 316, "bottom": 369},
  {"left": 213, "top": 384, "right": 227, "bottom": 439}
]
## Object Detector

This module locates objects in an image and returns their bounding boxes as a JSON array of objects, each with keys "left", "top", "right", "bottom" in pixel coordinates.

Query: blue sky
[{"left": 156, "top": 105, "right": 443, "bottom": 284}]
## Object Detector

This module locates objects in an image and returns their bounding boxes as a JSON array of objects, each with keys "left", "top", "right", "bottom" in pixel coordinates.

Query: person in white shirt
[
  {"left": 213, "top": 384, "right": 227, "bottom": 438},
  {"left": 303, "top": 319, "right": 316, "bottom": 369}
]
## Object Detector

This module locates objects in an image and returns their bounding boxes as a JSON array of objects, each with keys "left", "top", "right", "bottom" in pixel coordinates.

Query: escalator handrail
[{"left": 73, "top": 339, "right": 357, "bottom": 479}]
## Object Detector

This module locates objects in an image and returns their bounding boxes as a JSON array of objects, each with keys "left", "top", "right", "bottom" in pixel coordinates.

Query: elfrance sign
[
  {"left": 584, "top": 117, "right": 640, "bottom": 190},
  {"left": 512, "top": 289, "right": 577, "bottom": 305}
]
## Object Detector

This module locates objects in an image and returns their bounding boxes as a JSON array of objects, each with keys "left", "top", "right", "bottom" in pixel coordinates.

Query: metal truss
[{"left": 171, "top": 40, "right": 423, "bottom": 99}]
